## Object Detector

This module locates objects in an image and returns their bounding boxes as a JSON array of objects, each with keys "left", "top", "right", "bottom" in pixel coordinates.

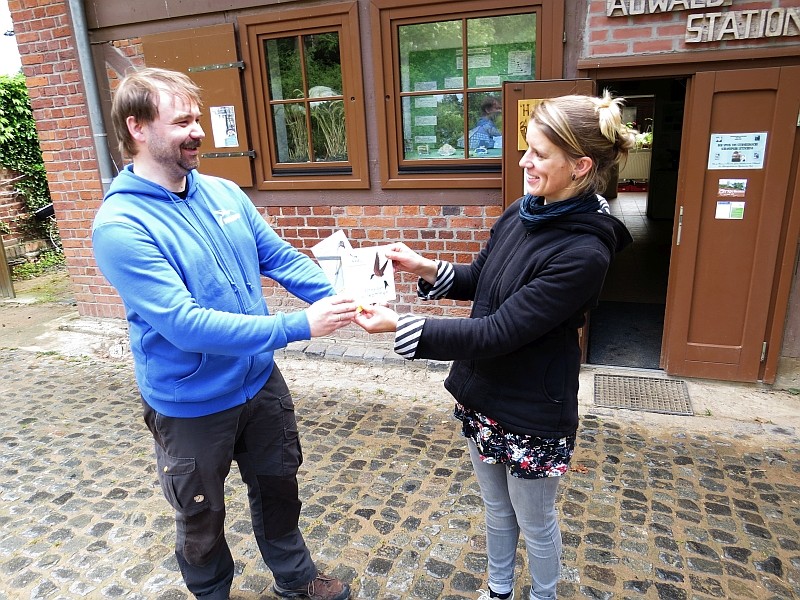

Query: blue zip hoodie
[{"left": 92, "top": 166, "right": 334, "bottom": 418}]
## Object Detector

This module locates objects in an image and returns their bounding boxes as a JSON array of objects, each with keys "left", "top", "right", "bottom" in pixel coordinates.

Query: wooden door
[{"left": 662, "top": 66, "right": 800, "bottom": 382}]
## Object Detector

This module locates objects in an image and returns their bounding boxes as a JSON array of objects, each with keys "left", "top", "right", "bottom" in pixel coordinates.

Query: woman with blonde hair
[{"left": 356, "top": 91, "right": 634, "bottom": 600}]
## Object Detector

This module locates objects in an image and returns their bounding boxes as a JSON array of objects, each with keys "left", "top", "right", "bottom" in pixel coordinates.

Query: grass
[
  {"left": 9, "top": 253, "right": 73, "bottom": 304},
  {"left": 11, "top": 250, "right": 65, "bottom": 281}
]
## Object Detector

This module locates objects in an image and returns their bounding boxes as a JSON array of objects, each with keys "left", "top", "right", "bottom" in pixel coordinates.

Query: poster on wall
[
  {"left": 516, "top": 99, "right": 543, "bottom": 151},
  {"left": 715, "top": 201, "right": 745, "bottom": 220},
  {"left": 718, "top": 178, "right": 747, "bottom": 198},
  {"left": 715, "top": 178, "right": 747, "bottom": 220},
  {"left": 707, "top": 132, "right": 767, "bottom": 170},
  {"left": 210, "top": 106, "right": 239, "bottom": 148}
]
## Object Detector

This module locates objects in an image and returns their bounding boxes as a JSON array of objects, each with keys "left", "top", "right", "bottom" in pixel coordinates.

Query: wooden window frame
[
  {"left": 239, "top": 2, "right": 369, "bottom": 190},
  {"left": 370, "top": 0, "right": 564, "bottom": 189}
]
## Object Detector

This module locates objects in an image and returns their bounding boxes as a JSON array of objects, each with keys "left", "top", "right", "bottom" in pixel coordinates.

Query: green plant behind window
[
  {"left": 311, "top": 98, "right": 347, "bottom": 161},
  {"left": 265, "top": 32, "right": 347, "bottom": 164},
  {"left": 627, "top": 118, "right": 653, "bottom": 149}
]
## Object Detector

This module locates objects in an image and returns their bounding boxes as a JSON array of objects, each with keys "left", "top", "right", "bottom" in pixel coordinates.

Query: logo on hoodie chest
[{"left": 213, "top": 209, "right": 241, "bottom": 226}]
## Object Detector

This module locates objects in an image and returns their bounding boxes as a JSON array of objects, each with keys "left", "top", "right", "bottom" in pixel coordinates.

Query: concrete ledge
[
  {"left": 275, "top": 337, "right": 451, "bottom": 372},
  {"left": 28, "top": 315, "right": 451, "bottom": 371},
  {"left": 58, "top": 316, "right": 128, "bottom": 338}
]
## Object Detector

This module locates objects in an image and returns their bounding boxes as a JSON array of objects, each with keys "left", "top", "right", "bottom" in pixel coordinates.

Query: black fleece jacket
[{"left": 415, "top": 197, "right": 633, "bottom": 438}]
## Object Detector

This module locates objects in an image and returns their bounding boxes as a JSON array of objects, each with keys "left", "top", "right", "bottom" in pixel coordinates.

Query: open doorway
[{"left": 587, "top": 78, "right": 687, "bottom": 369}]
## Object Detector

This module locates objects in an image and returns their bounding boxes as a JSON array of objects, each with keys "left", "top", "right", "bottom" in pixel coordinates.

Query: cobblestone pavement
[{"left": 1, "top": 346, "right": 799, "bottom": 600}]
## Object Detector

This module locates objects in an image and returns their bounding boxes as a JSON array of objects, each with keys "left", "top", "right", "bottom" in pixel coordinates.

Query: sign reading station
[{"left": 606, "top": 0, "right": 800, "bottom": 44}]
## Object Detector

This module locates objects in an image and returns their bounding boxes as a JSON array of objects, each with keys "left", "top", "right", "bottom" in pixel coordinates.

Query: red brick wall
[{"left": 587, "top": 0, "right": 798, "bottom": 57}]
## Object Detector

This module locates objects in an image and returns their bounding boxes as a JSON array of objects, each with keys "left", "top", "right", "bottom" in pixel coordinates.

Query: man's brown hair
[{"left": 111, "top": 67, "right": 203, "bottom": 158}]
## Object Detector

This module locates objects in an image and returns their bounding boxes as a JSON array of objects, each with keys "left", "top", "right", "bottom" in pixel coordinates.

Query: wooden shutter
[{"left": 142, "top": 23, "right": 253, "bottom": 187}]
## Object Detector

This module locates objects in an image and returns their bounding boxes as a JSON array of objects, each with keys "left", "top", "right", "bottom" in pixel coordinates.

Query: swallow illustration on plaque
[{"left": 371, "top": 252, "right": 390, "bottom": 290}]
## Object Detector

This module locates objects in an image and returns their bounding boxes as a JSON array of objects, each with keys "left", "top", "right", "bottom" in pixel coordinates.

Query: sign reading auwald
[{"left": 606, "top": 0, "right": 800, "bottom": 43}]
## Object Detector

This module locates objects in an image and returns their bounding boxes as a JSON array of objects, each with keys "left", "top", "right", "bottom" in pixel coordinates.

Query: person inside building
[
  {"left": 355, "top": 92, "right": 634, "bottom": 600},
  {"left": 92, "top": 67, "right": 356, "bottom": 600},
  {"left": 469, "top": 96, "right": 503, "bottom": 150}
]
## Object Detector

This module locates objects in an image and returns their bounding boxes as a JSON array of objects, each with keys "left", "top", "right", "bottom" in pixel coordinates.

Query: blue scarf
[{"left": 518, "top": 192, "right": 608, "bottom": 231}]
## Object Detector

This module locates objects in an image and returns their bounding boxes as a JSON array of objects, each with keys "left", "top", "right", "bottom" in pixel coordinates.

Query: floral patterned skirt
[{"left": 454, "top": 402, "right": 575, "bottom": 479}]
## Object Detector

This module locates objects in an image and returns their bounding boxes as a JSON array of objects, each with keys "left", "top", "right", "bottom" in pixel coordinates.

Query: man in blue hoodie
[{"left": 92, "top": 67, "right": 356, "bottom": 600}]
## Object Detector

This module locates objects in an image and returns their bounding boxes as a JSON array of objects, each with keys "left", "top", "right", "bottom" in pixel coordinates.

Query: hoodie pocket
[{"left": 173, "top": 353, "right": 249, "bottom": 403}]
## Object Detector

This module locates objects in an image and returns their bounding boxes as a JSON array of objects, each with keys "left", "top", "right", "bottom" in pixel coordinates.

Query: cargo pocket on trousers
[
  {"left": 278, "top": 394, "right": 303, "bottom": 472},
  {"left": 155, "top": 448, "right": 208, "bottom": 516}
]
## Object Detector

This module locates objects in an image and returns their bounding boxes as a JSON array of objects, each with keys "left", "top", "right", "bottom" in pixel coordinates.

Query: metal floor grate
[{"left": 594, "top": 374, "right": 693, "bottom": 416}]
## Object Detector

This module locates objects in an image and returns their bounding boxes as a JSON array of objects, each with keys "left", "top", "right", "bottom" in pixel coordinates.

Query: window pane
[
  {"left": 466, "top": 14, "right": 536, "bottom": 88},
  {"left": 304, "top": 32, "right": 343, "bottom": 93},
  {"left": 466, "top": 92, "right": 502, "bottom": 158},
  {"left": 273, "top": 102, "right": 309, "bottom": 163},
  {"left": 265, "top": 32, "right": 349, "bottom": 165},
  {"left": 305, "top": 33, "right": 347, "bottom": 162},
  {"left": 265, "top": 37, "right": 302, "bottom": 101},
  {"left": 311, "top": 99, "right": 348, "bottom": 162},
  {"left": 401, "top": 94, "right": 467, "bottom": 160},
  {"left": 397, "top": 13, "right": 534, "bottom": 162},
  {"left": 244, "top": 5, "right": 368, "bottom": 188},
  {"left": 398, "top": 20, "right": 462, "bottom": 94}
]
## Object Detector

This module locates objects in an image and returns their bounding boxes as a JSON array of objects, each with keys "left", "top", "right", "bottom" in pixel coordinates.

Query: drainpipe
[{"left": 67, "top": 0, "right": 116, "bottom": 194}]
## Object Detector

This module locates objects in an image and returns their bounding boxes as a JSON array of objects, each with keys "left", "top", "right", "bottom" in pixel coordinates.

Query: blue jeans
[
  {"left": 468, "top": 440, "right": 562, "bottom": 600},
  {"left": 142, "top": 366, "right": 316, "bottom": 599}
]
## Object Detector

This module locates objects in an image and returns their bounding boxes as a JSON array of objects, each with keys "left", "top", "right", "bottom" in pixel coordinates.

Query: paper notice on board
[
  {"left": 210, "top": 106, "right": 239, "bottom": 148},
  {"left": 708, "top": 132, "right": 766, "bottom": 170},
  {"left": 508, "top": 50, "right": 532, "bottom": 77},
  {"left": 715, "top": 201, "right": 745, "bottom": 220}
]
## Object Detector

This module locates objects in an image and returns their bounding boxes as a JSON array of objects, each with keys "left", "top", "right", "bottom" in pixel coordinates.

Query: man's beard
[
  {"left": 147, "top": 136, "right": 202, "bottom": 177},
  {"left": 178, "top": 141, "right": 202, "bottom": 172}
]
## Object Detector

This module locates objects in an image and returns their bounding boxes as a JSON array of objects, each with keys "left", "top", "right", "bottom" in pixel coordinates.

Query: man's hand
[{"left": 306, "top": 295, "right": 359, "bottom": 337}]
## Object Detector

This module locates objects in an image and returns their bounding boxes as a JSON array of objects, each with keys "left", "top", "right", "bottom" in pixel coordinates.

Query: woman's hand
[
  {"left": 385, "top": 243, "right": 437, "bottom": 284},
  {"left": 353, "top": 303, "right": 399, "bottom": 334}
]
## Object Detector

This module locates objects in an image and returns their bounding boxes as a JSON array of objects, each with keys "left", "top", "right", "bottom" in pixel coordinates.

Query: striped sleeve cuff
[
  {"left": 418, "top": 260, "right": 454, "bottom": 300},
  {"left": 394, "top": 313, "right": 426, "bottom": 359}
]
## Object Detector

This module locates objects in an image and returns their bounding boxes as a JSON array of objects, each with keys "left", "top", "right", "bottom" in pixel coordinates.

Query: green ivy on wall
[{"left": 0, "top": 73, "right": 53, "bottom": 240}]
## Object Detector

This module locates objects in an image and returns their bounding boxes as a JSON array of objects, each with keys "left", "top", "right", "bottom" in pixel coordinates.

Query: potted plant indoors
[{"left": 619, "top": 120, "right": 653, "bottom": 182}]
